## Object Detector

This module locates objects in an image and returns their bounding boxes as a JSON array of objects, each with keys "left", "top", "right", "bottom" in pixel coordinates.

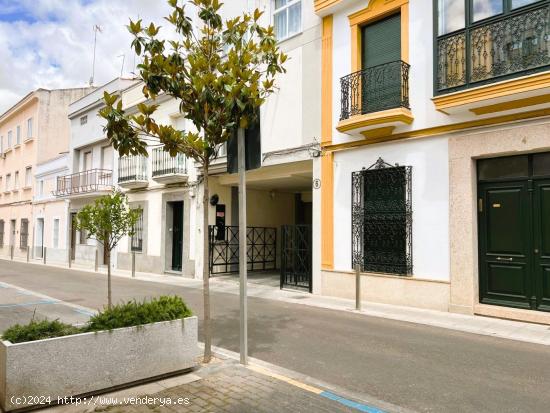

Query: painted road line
[
  {"left": 321, "top": 391, "right": 387, "bottom": 413},
  {"left": 73, "top": 308, "right": 96, "bottom": 317},
  {"left": 247, "top": 364, "right": 388, "bottom": 413},
  {"left": 0, "top": 299, "right": 59, "bottom": 308}
]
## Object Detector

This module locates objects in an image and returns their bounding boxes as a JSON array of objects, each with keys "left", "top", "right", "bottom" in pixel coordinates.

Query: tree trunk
[
  {"left": 107, "top": 249, "right": 112, "bottom": 310},
  {"left": 202, "top": 163, "right": 212, "bottom": 363}
]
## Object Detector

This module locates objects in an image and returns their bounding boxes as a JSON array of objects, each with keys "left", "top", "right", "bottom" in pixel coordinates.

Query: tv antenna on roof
[{"left": 89, "top": 24, "right": 103, "bottom": 86}]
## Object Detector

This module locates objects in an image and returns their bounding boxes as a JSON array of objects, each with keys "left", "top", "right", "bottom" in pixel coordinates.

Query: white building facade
[{"left": 316, "top": 0, "right": 550, "bottom": 324}]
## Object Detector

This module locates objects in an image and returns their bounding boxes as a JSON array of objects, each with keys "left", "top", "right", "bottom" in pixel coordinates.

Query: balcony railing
[
  {"left": 436, "top": 2, "right": 550, "bottom": 93},
  {"left": 340, "top": 60, "right": 410, "bottom": 121},
  {"left": 54, "top": 169, "right": 113, "bottom": 197},
  {"left": 152, "top": 148, "right": 187, "bottom": 177},
  {"left": 118, "top": 155, "right": 148, "bottom": 184}
]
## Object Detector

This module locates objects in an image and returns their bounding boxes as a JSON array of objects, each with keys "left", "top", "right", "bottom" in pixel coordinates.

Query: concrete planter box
[{"left": 0, "top": 317, "right": 199, "bottom": 412}]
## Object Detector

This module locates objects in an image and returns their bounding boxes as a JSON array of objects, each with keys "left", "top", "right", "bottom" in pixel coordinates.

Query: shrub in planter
[
  {"left": 1, "top": 296, "right": 193, "bottom": 343},
  {"left": 83, "top": 296, "right": 192, "bottom": 332},
  {"left": 2, "top": 319, "right": 80, "bottom": 344}
]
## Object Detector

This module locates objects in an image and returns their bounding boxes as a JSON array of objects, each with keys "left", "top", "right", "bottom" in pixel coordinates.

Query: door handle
[
  {"left": 496, "top": 257, "right": 513, "bottom": 261},
  {"left": 534, "top": 249, "right": 539, "bottom": 254}
]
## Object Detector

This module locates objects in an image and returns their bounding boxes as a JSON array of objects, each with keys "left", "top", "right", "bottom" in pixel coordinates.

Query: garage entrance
[{"left": 478, "top": 152, "right": 550, "bottom": 311}]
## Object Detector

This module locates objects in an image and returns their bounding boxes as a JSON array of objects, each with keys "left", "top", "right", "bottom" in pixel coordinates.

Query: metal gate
[
  {"left": 209, "top": 225, "right": 276, "bottom": 274},
  {"left": 281, "top": 225, "right": 312, "bottom": 292}
]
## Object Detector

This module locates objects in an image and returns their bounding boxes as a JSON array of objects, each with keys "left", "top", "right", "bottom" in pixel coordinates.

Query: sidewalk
[
  {"left": 44, "top": 350, "right": 407, "bottom": 413},
  {"left": 3, "top": 255, "right": 550, "bottom": 347}
]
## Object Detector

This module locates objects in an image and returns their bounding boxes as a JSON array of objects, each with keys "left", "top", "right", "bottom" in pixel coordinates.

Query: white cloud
[{"left": 0, "top": 0, "right": 173, "bottom": 114}]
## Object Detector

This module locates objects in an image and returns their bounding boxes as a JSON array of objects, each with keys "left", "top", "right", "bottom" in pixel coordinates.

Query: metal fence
[
  {"left": 152, "top": 148, "right": 186, "bottom": 177},
  {"left": 54, "top": 169, "right": 113, "bottom": 197},
  {"left": 280, "top": 225, "right": 312, "bottom": 291},
  {"left": 118, "top": 156, "right": 148, "bottom": 183}
]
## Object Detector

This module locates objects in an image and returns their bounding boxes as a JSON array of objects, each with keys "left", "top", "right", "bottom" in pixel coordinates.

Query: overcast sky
[{"left": 0, "top": 0, "right": 173, "bottom": 114}]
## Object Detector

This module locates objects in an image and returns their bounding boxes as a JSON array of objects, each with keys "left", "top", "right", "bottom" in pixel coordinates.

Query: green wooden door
[
  {"left": 478, "top": 153, "right": 550, "bottom": 312},
  {"left": 478, "top": 181, "right": 533, "bottom": 309},
  {"left": 360, "top": 13, "right": 402, "bottom": 114},
  {"left": 534, "top": 179, "right": 550, "bottom": 310}
]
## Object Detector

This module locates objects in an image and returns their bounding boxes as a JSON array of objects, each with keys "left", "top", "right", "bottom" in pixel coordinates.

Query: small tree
[
  {"left": 75, "top": 191, "right": 141, "bottom": 309},
  {"left": 99, "top": 0, "right": 286, "bottom": 362}
]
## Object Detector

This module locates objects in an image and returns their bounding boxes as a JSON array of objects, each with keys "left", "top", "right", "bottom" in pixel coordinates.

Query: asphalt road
[{"left": 1, "top": 260, "right": 549, "bottom": 413}]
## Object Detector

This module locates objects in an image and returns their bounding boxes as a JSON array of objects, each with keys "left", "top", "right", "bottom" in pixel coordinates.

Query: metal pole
[
  {"left": 355, "top": 264, "right": 361, "bottom": 311},
  {"left": 131, "top": 251, "right": 136, "bottom": 278},
  {"left": 10, "top": 245, "right": 13, "bottom": 260},
  {"left": 43, "top": 247, "right": 47, "bottom": 265},
  {"left": 94, "top": 249, "right": 99, "bottom": 272},
  {"left": 238, "top": 127, "right": 248, "bottom": 365},
  {"left": 68, "top": 248, "right": 72, "bottom": 268},
  {"left": 26, "top": 248, "right": 29, "bottom": 263}
]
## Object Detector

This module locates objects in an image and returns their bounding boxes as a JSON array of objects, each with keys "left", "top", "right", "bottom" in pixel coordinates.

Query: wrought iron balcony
[
  {"left": 118, "top": 155, "right": 148, "bottom": 189},
  {"left": 340, "top": 60, "right": 410, "bottom": 121},
  {"left": 151, "top": 148, "right": 187, "bottom": 184},
  {"left": 53, "top": 169, "right": 113, "bottom": 197},
  {"left": 437, "top": 2, "right": 550, "bottom": 93}
]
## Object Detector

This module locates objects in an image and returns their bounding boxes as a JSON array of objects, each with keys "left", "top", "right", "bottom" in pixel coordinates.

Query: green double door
[{"left": 478, "top": 153, "right": 550, "bottom": 311}]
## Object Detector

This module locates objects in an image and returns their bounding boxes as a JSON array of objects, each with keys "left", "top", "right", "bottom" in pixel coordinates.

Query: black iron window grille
[
  {"left": 152, "top": 148, "right": 186, "bottom": 177},
  {"left": 352, "top": 158, "right": 412, "bottom": 275},
  {"left": 131, "top": 209, "right": 143, "bottom": 252},
  {"left": 340, "top": 60, "right": 410, "bottom": 121},
  {"left": 0, "top": 220, "right": 4, "bottom": 247},
  {"left": 436, "top": 1, "right": 550, "bottom": 93},
  {"left": 281, "top": 225, "right": 312, "bottom": 292},
  {"left": 208, "top": 225, "right": 276, "bottom": 275},
  {"left": 20, "top": 219, "right": 28, "bottom": 250},
  {"left": 118, "top": 156, "right": 147, "bottom": 183}
]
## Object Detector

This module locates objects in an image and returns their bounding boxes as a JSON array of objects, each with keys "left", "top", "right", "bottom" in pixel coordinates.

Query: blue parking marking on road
[
  {"left": 320, "top": 391, "right": 387, "bottom": 413},
  {"left": 73, "top": 308, "right": 96, "bottom": 317},
  {"left": 0, "top": 299, "right": 59, "bottom": 308}
]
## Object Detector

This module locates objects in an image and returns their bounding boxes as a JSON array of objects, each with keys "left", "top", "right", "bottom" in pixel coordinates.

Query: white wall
[{"left": 332, "top": 136, "right": 450, "bottom": 281}]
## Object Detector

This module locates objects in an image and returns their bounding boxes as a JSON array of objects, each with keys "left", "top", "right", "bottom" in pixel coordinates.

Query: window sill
[
  {"left": 11, "top": 189, "right": 19, "bottom": 193},
  {"left": 22, "top": 186, "right": 31, "bottom": 190},
  {"left": 3, "top": 191, "right": 10, "bottom": 195},
  {"left": 24, "top": 137, "right": 34, "bottom": 143},
  {"left": 276, "top": 31, "right": 303, "bottom": 45},
  {"left": 13, "top": 144, "right": 21, "bottom": 149},
  {"left": 4, "top": 148, "right": 12, "bottom": 154}
]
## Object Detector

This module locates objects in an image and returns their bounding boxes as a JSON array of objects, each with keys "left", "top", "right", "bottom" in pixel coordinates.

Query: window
[
  {"left": 27, "top": 118, "right": 33, "bottom": 138},
  {"left": 20, "top": 219, "right": 28, "bottom": 249},
  {"left": 7, "top": 131, "right": 12, "bottom": 148},
  {"left": 0, "top": 136, "right": 3, "bottom": 153},
  {"left": 80, "top": 115, "right": 88, "bottom": 125},
  {"left": 131, "top": 208, "right": 144, "bottom": 252},
  {"left": 351, "top": 158, "right": 412, "bottom": 275},
  {"left": 0, "top": 220, "right": 4, "bottom": 247},
  {"left": 53, "top": 219, "right": 59, "bottom": 248},
  {"left": 38, "top": 179, "right": 44, "bottom": 197},
  {"left": 25, "top": 167, "right": 32, "bottom": 187},
  {"left": 16, "top": 126, "right": 20, "bottom": 145},
  {"left": 436, "top": 0, "right": 550, "bottom": 92},
  {"left": 5, "top": 174, "right": 10, "bottom": 191},
  {"left": 14, "top": 171, "right": 19, "bottom": 190},
  {"left": 273, "top": 0, "right": 301, "bottom": 41},
  {"left": 438, "top": 0, "right": 465, "bottom": 35},
  {"left": 79, "top": 228, "right": 87, "bottom": 244}
]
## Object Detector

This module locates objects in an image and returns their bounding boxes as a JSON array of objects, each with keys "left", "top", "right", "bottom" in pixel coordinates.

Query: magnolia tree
[
  {"left": 99, "top": 0, "right": 286, "bottom": 361},
  {"left": 75, "top": 191, "right": 141, "bottom": 309}
]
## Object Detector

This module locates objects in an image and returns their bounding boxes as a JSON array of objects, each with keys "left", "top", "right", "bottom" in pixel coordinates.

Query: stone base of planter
[{"left": 0, "top": 316, "right": 199, "bottom": 412}]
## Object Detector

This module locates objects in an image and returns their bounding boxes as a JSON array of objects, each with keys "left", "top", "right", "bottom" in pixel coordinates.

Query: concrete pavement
[{"left": 1, "top": 260, "right": 550, "bottom": 412}]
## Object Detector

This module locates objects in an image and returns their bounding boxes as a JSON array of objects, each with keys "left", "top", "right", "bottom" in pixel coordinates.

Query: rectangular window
[
  {"left": 80, "top": 115, "right": 88, "bottom": 125},
  {"left": 438, "top": 0, "right": 465, "bottom": 35},
  {"left": 512, "top": 0, "right": 539, "bottom": 8},
  {"left": 351, "top": 160, "right": 413, "bottom": 275},
  {"left": 14, "top": 171, "right": 19, "bottom": 190},
  {"left": 472, "top": 0, "right": 503, "bottom": 22},
  {"left": 27, "top": 118, "right": 33, "bottom": 138},
  {"left": 5, "top": 174, "right": 10, "bottom": 191},
  {"left": 25, "top": 167, "right": 32, "bottom": 187},
  {"left": 16, "top": 126, "right": 21, "bottom": 145},
  {"left": 7, "top": 131, "right": 12, "bottom": 148},
  {"left": 0, "top": 136, "right": 3, "bottom": 153},
  {"left": 0, "top": 220, "right": 4, "bottom": 247},
  {"left": 38, "top": 179, "right": 44, "bottom": 197},
  {"left": 273, "top": 0, "right": 301, "bottom": 41},
  {"left": 53, "top": 218, "right": 60, "bottom": 248},
  {"left": 20, "top": 219, "right": 28, "bottom": 249},
  {"left": 131, "top": 209, "right": 144, "bottom": 252}
]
